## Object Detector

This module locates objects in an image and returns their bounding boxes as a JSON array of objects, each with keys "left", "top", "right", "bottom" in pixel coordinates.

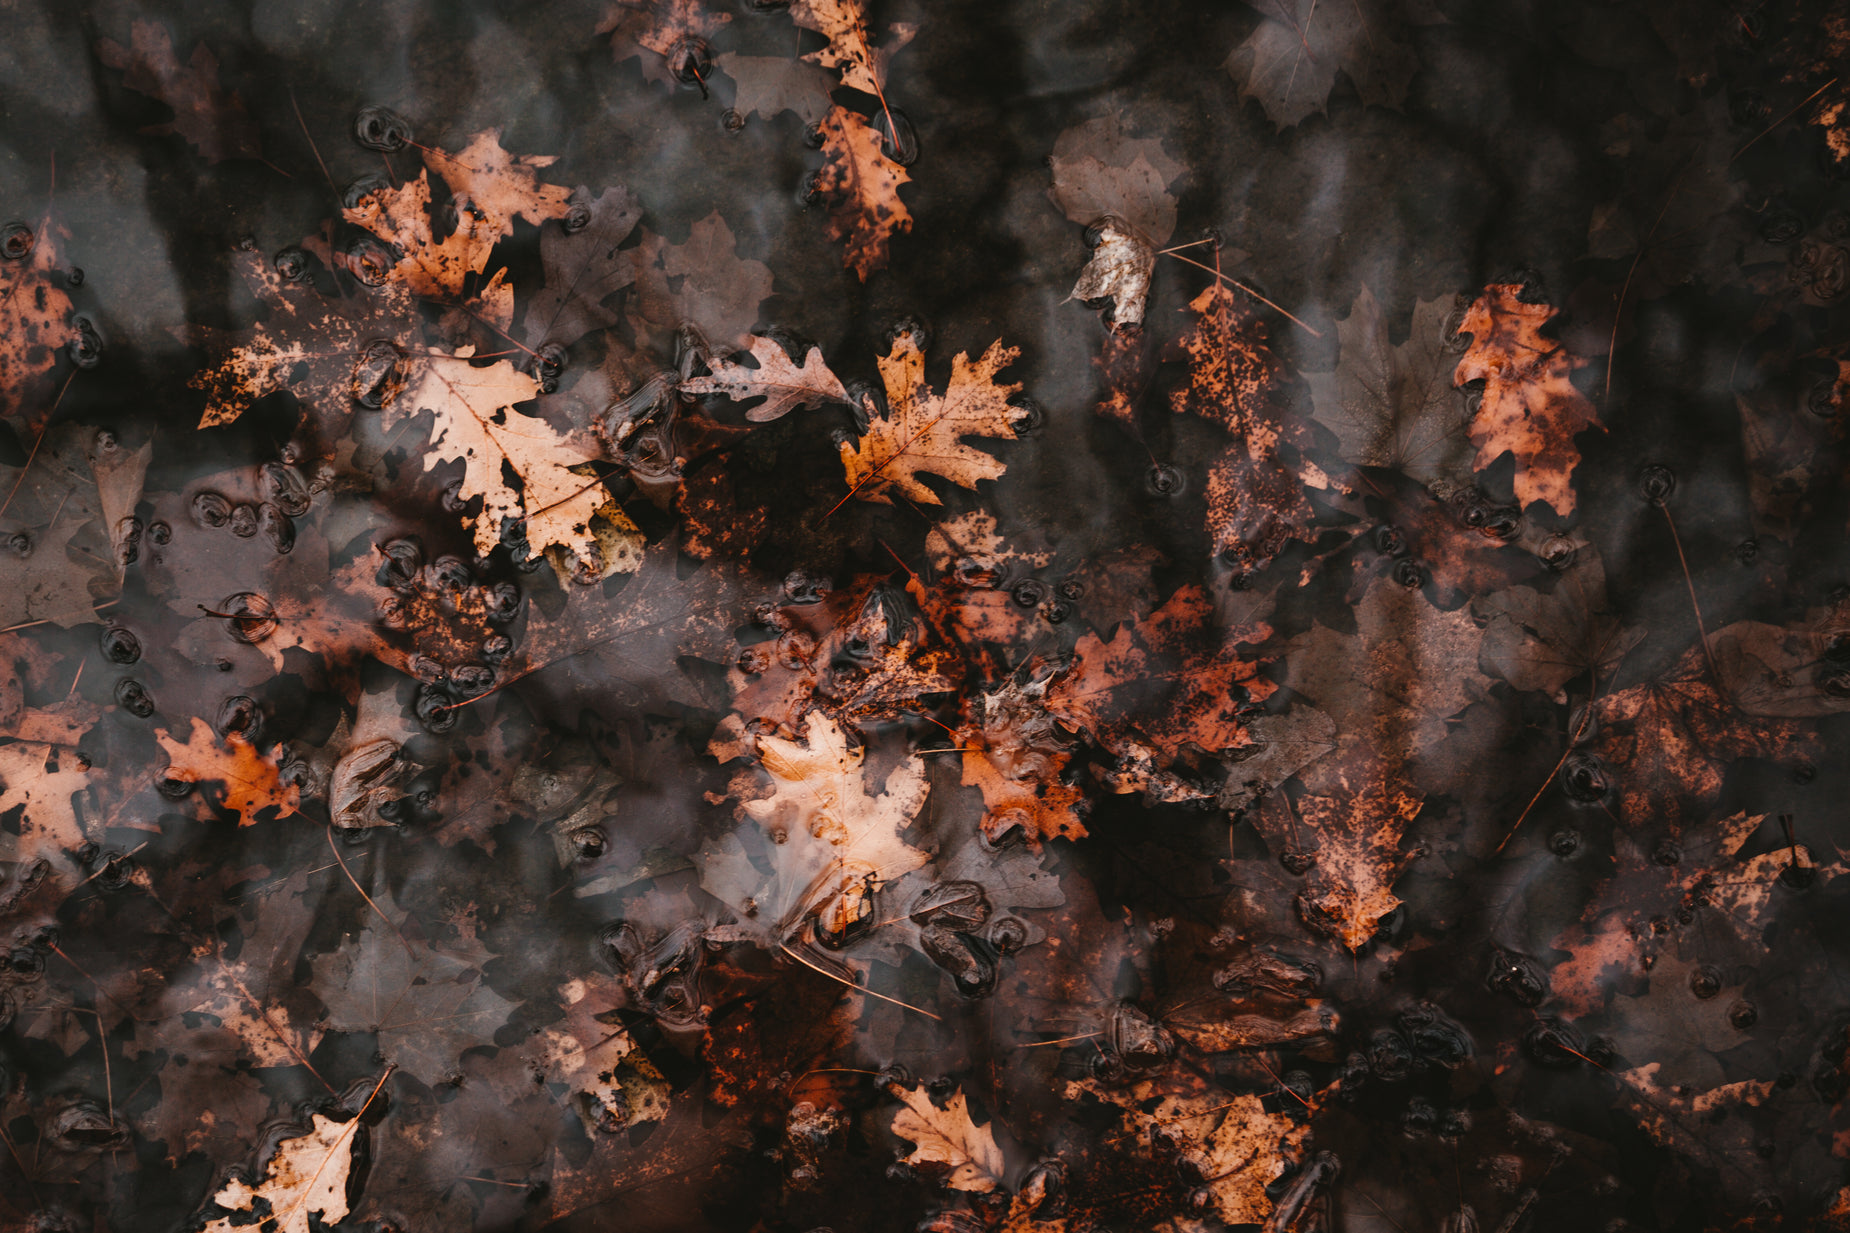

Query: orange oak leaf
[
  {"left": 597, "top": 0, "right": 730, "bottom": 88},
  {"left": 344, "top": 129, "right": 573, "bottom": 300},
  {"left": 188, "top": 247, "right": 416, "bottom": 429},
  {"left": 156, "top": 718, "right": 300, "bottom": 826},
  {"left": 0, "top": 213, "right": 77, "bottom": 431},
  {"left": 1168, "top": 282, "right": 1327, "bottom": 570},
  {"left": 788, "top": 0, "right": 917, "bottom": 96},
  {"left": 813, "top": 107, "right": 913, "bottom": 280},
  {"left": 1283, "top": 746, "right": 1424, "bottom": 950},
  {"left": 838, "top": 331, "right": 1025, "bottom": 506},
  {"left": 95, "top": 21, "right": 262, "bottom": 163},
  {"left": 1452, "top": 284, "right": 1605, "bottom": 515},
  {"left": 386, "top": 347, "right": 642, "bottom": 570},
  {"left": 680, "top": 334, "right": 850, "bottom": 422},
  {"left": 960, "top": 670, "right": 1087, "bottom": 846}
]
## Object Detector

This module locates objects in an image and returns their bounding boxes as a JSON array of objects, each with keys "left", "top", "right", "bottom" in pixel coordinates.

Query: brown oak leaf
[
  {"left": 680, "top": 333, "right": 850, "bottom": 422},
  {"left": 788, "top": 0, "right": 917, "bottom": 96},
  {"left": 0, "top": 213, "right": 77, "bottom": 430},
  {"left": 699, "top": 711, "right": 930, "bottom": 946},
  {"left": 0, "top": 422, "right": 151, "bottom": 629},
  {"left": 814, "top": 107, "right": 914, "bottom": 280},
  {"left": 1452, "top": 284, "right": 1605, "bottom": 516},
  {"left": 344, "top": 129, "right": 573, "bottom": 300},
  {"left": 520, "top": 186, "right": 644, "bottom": 348},
  {"left": 96, "top": 21, "right": 262, "bottom": 163},
  {"left": 1168, "top": 282, "right": 1326, "bottom": 569},
  {"left": 839, "top": 331, "right": 1025, "bottom": 506}
]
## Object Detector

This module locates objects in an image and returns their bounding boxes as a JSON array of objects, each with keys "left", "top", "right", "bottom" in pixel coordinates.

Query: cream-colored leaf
[
  {"left": 202, "top": 1113, "right": 358, "bottom": 1233},
  {"left": 390, "top": 347, "right": 641, "bottom": 571},
  {"left": 888, "top": 1081, "right": 1005, "bottom": 1193},
  {"left": 1067, "top": 219, "right": 1155, "bottom": 328},
  {"left": 681, "top": 334, "right": 849, "bottom": 422}
]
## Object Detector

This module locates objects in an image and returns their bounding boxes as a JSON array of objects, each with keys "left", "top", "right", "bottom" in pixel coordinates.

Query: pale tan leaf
[
  {"left": 681, "top": 334, "right": 850, "bottom": 422},
  {"left": 887, "top": 1081, "right": 1005, "bottom": 1193}
]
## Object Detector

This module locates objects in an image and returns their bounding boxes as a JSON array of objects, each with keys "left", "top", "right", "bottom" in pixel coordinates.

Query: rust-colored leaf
[
  {"left": 155, "top": 717, "right": 301, "bottom": 825},
  {"left": 813, "top": 107, "right": 914, "bottom": 281}
]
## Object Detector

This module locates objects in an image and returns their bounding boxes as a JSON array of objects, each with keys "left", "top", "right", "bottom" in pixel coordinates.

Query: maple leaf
[
  {"left": 597, "top": 0, "right": 730, "bottom": 87},
  {"left": 839, "top": 331, "right": 1026, "bottom": 506},
  {"left": 886, "top": 1080, "right": 1005, "bottom": 1192},
  {"left": 0, "top": 741, "right": 93, "bottom": 866},
  {"left": 311, "top": 885, "right": 517, "bottom": 1084},
  {"left": 1046, "top": 584, "right": 1278, "bottom": 787},
  {"left": 519, "top": 186, "right": 644, "bottom": 348},
  {"left": 1064, "top": 1072, "right": 1308, "bottom": 1225},
  {"left": 1474, "top": 545, "right": 1644, "bottom": 698},
  {"left": 1225, "top": 0, "right": 1425, "bottom": 129},
  {"left": 156, "top": 717, "right": 300, "bottom": 825},
  {"left": 1452, "top": 284, "right": 1605, "bottom": 516},
  {"left": 813, "top": 107, "right": 915, "bottom": 280},
  {"left": 1306, "top": 285, "right": 1474, "bottom": 488},
  {"left": 95, "top": 21, "right": 262, "bottom": 163},
  {"left": 0, "top": 213, "right": 77, "bottom": 430},
  {"left": 1168, "top": 282, "right": 1327, "bottom": 569},
  {"left": 187, "top": 246, "right": 417, "bottom": 429},
  {"left": 1591, "top": 637, "right": 1818, "bottom": 831},
  {"left": 198, "top": 1109, "right": 369, "bottom": 1233},
  {"left": 626, "top": 211, "right": 774, "bottom": 356},
  {"left": 716, "top": 53, "right": 834, "bottom": 124},
  {"left": 387, "top": 346, "right": 641, "bottom": 569},
  {"left": 344, "top": 129, "right": 573, "bottom": 300},
  {"left": 699, "top": 711, "right": 929, "bottom": 946},
  {"left": 0, "top": 422, "right": 151, "bottom": 628},
  {"left": 680, "top": 333, "right": 850, "bottom": 422},
  {"left": 788, "top": 0, "right": 917, "bottom": 96}
]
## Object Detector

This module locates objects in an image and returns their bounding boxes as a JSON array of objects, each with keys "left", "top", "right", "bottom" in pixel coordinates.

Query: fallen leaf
[
  {"left": 0, "top": 213, "right": 77, "bottom": 430},
  {"left": 520, "top": 185, "right": 644, "bottom": 348},
  {"left": 789, "top": 0, "right": 917, "bottom": 96},
  {"left": 681, "top": 333, "right": 850, "bottom": 422},
  {"left": 1474, "top": 545, "right": 1644, "bottom": 697},
  {"left": 813, "top": 107, "right": 914, "bottom": 280},
  {"left": 597, "top": 0, "right": 730, "bottom": 87},
  {"left": 1306, "top": 285, "right": 1473, "bottom": 489},
  {"left": 387, "top": 346, "right": 641, "bottom": 569},
  {"left": 839, "top": 331, "right": 1025, "bottom": 506},
  {"left": 1452, "top": 284, "right": 1605, "bottom": 516},
  {"left": 1225, "top": 0, "right": 1425, "bottom": 129},
  {"left": 0, "top": 422, "right": 151, "bottom": 628},
  {"left": 716, "top": 53, "right": 834, "bottom": 124},
  {"left": 96, "top": 21, "right": 263, "bottom": 163},
  {"left": 156, "top": 717, "right": 300, "bottom": 825},
  {"left": 199, "top": 1111, "right": 366, "bottom": 1233},
  {"left": 886, "top": 1080, "right": 1005, "bottom": 1192},
  {"left": 627, "top": 211, "right": 775, "bottom": 356}
]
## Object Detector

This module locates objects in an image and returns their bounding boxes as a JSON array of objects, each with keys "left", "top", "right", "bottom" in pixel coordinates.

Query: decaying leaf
[
  {"left": 813, "top": 107, "right": 914, "bottom": 280},
  {"left": 387, "top": 346, "right": 642, "bottom": 570},
  {"left": 886, "top": 1080, "right": 1005, "bottom": 1192},
  {"left": 0, "top": 422, "right": 151, "bottom": 628},
  {"left": 1452, "top": 284, "right": 1604, "bottom": 516},
  {"left": 789, "top": 0, "right": 917, "bottom": 96},
  {"left": 0, "top": 213, "right": 77, "bottom": 429},
  {"left": 96, "top": 21, "right": 262, "bottom": 163},
  {"left": 1168, "top": 283, "right": 1327, "bottom": 569},
  {"left": 1306, "top": 285, "right": 1474, "bottom": 488},
  {"left": 156, "top": 717, "right": 301, "bottom": 825},
  {"left": 520, "top": 185, "right": 644, "bottom": 348},
  {"left": 1474, "top": 545, "right": 1644, "bottom": 697},
  {"left": 344, "top": 129, "right": 573, "bottom": 300},
  {"left": 627, "top": 211, "right": 775, "bottom": 356},
  {"left": 839, "top": 331, "right": 1026, "bottom": 506},
  {"left": 960, "top": 668, "right": 1088, "bottom": 845},
  {"left": 1048, "top": 116, "right": 1185, "bottom": 328},
  {"left": 597, "top": 0, "right": 730, "bottom": 88},
  {"left": 681, "top": 333, "right": 850, "bottom": 422},
  {"left": 717, "top": 53, "right": 834, "bottom": 124},
  {"left": 700, "top": 711, "right": 929, "bottom": 945},
  {"left": 198, "top": 1110, "right": 365, "bottom": 1233},
  {"left": 1225, "top": 0, "right": 1426, "bottom": 129}
]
